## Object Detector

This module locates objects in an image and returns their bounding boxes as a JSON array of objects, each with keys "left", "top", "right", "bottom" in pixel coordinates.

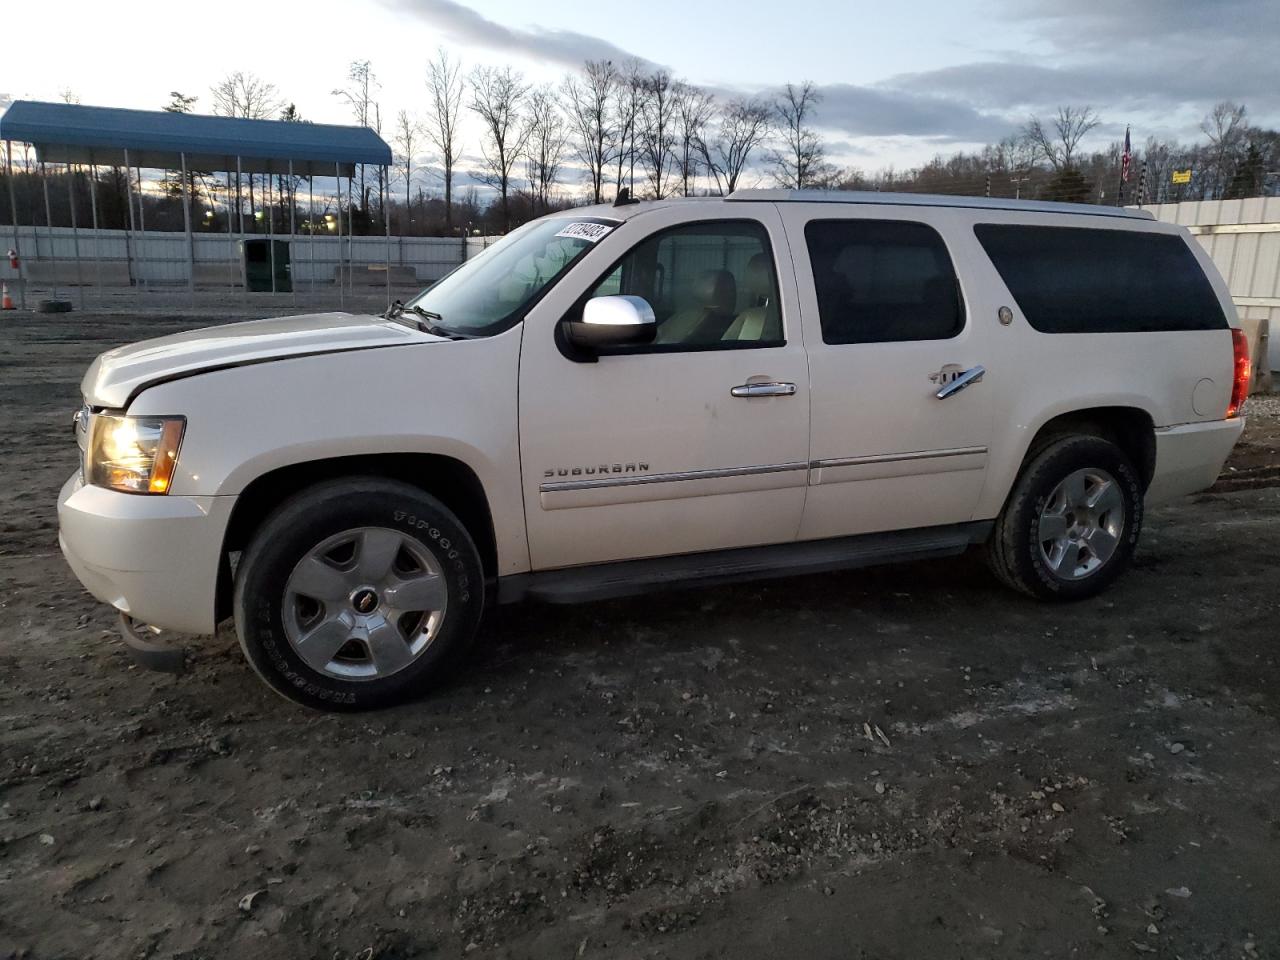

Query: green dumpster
[{"left": 242, "top": 239, "right": 292, "bottom": 292}]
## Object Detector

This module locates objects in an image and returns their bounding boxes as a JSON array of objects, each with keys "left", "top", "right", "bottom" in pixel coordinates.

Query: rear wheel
[
  {"left": 987, "top": 435, "right": 1143, "bottom": 601},
  {"left": 233, "top": 478, "right": 484, "bottom": 710}
]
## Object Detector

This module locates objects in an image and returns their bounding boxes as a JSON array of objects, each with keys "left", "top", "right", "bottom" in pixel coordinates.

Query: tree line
[{"left": 2, "top": 60, "right": 1276, "bottom": 239}]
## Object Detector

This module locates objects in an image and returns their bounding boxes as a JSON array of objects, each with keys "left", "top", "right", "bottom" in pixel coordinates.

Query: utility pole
[{"left": 1010, "top": 176, "right": 1030, "bottom": 200}]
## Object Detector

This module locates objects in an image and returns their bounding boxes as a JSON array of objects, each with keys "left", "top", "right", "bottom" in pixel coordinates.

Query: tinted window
[
  {"left": 804, "top": 220, "right": 963, "bottom": 344},
  {"left": 974, "top": 224, "right": 1227, "bottom": 333},
  {"left": 586, "top": 220, "right": 783, "bottom": 351}
]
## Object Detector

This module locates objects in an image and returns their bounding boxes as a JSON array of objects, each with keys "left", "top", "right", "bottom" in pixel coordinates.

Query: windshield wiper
[{"left": 384, "top": 301, "right": 467, "bottom": 339}]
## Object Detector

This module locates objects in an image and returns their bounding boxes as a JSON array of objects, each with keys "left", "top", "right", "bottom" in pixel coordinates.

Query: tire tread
[{"left": 986, "top": 434, "right": 1142, "bottom": 601}]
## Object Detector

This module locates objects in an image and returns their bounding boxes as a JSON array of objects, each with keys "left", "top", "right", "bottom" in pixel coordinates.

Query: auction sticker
[{"left": 555, "top": 222, "right": 614, "bottom": 243}]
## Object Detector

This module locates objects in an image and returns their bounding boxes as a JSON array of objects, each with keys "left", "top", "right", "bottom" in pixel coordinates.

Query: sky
[{"left": 2, "top": 0, "right": 1277, "bottom": 191}]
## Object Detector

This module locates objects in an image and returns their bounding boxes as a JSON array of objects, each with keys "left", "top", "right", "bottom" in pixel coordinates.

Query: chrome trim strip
[
  {"left": 540, "top": 461, "right": 809, "bottom": 493},
  {"left": 724, "top": 187, "right": 1155, "bottom": 220},
  {"left": 811, "top": 446, "right": 988, "bottom": 470},
  {"left": 1187, "top": 223, "right": 1280, "bottom": 236}
]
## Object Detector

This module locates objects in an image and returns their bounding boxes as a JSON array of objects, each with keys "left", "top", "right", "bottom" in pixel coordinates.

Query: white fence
[
  {"left": 1143, "top": 197, "right": 1280, "bottom": 372},
  {"left": 0, "top": 224, "right": 494, "bottom": 286}
]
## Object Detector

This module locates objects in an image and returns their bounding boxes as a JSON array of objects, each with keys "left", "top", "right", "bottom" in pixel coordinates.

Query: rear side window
[
  {"left": 804, "top": 219, "right": 963, "bottom": 344},
  {"left": 973, "top": 224, "right": 1227, "bottom": 333}
]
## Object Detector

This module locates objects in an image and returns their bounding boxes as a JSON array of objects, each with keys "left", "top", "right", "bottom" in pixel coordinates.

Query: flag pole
[{"left": 1117, "top": 125, "right": 1131, "bottom": 207}]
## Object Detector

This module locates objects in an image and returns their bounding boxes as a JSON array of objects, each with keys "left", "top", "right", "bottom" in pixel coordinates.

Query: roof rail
[{"left": 725, "top": 188, "right": 1155, "bottom": 221}]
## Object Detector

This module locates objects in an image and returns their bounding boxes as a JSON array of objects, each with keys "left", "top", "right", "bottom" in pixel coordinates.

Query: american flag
[{"left": 1121, "top": 126, "right": 1132, "bottom": 183}]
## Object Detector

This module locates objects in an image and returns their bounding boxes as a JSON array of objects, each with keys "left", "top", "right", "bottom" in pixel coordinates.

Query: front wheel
[
  {"left": 987, "top": 435, "right": 1144, "bottom": 601},
  {"left": 233, "top": 478, "right": 485, "bottom": 710}
]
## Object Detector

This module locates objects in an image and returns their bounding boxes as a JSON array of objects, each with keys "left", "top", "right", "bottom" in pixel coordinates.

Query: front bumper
[
  {"left": 1145, "top": 417, "right": 1245, "bottom": 505},
  {"left": 57, "top": 472, "right": 234, "bottom": 635}
]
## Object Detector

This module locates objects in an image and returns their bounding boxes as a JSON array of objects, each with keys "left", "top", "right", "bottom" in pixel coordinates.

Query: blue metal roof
[{"left": 0, "top": 100, "right": 391, "bottom": 175}]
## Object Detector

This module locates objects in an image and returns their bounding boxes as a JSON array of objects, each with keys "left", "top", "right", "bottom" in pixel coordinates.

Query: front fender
[{"left": 127, "top": 330, "right": 529, "bottom": 575}]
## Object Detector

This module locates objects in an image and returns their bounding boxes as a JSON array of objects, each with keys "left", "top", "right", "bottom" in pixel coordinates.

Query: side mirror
[{"left": 565, "top": 295, "right": 657, "bottom": 350}]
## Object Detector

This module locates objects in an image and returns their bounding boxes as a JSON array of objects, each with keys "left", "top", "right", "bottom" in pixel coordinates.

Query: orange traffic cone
[{"left": 1, "top": 282, "right": 14, "bottom": 311}]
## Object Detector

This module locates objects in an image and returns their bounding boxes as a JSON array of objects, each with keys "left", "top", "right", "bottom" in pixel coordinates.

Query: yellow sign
[{"left": 1171, "top": 169, "right": 1192, "bottom": 184}]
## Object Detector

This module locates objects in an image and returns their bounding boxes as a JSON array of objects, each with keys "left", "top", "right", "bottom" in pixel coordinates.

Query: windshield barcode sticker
[{"left": 555, "top": 222, "right": 613, "bottom": 243}]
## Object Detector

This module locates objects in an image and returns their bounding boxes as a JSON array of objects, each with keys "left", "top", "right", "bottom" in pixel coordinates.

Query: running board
[{"left": 497, "top": 521, "right": 992, "bottom": 605}]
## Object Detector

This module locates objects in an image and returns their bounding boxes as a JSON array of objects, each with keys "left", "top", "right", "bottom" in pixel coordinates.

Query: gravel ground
[{"left": 1, "top": 311, "right": 1279, "bottom": 960}]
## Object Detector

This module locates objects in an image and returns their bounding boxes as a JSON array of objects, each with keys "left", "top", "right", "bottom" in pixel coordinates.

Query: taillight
[{"left": 1226, "top": 327, "right": 1251, "bottom": 418}]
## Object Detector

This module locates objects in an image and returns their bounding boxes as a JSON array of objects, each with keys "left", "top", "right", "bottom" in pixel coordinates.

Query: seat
[
  {"left": 722, "top": 253, "right": 781, "bottom": 343},
  {"left": 657, "top": 270, "right": 738, "bottom": 345}
]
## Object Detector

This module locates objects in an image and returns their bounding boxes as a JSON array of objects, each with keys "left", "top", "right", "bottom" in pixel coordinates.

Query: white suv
[{"left": 58, "top": 190, "right": 1249, "bottom": 709}]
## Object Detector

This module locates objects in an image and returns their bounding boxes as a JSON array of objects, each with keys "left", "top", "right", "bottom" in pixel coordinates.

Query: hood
[{"left": 83, "top": 311, "right": 442, "bottom": 408}]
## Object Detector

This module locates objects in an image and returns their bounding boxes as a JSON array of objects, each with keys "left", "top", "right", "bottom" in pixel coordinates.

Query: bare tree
[
  {"left": 393, "top": 109, "right": 421, "bottom": 230},
  {"left": 425, "top": 48, "right": 466, "bottom": 232},
  {"left": 675, "top": 82, "right": 716, "bottom": 196},
  {"left": 1140, "top": 135, "right": 1180, "bottom": 202},
  {"left": 563, "top": 60, "right": 618, "bottom": 203},
  {"left": 212, "top": 71, "right": 282, "bottom": 230},
  {"left": 160, "top": 92, "right": 205, "bottom": 205},
  {"left": 1022, "top": 105, "right": 1100, "bottom": 171},
  {"left": 613, "top": 60, "right": 646, "bottom": 193},
  {"left": 277, "top": 104, "right": 306, "bottom": 230},
  {"left": 212, "top": 72, "right": 282, "bottom": 119},
  {"left": 332, "top": 60, "right": 384, "bottom": 224},
  {"left": 700, "top": 96, "right": 772, "bottom": 195},
  {"left": 1201, "top": 101, "right": 1248, "bottom": 195},
  {"left": 996, "top": 131, "right": 1039, "bottom": 176},
  {"left": 469, "top": 65, "right": 531, "bottom": 232},
  {"left": 766, "top": 81, "right": 825, "bottom": 189},
  {"left": 373, "top": 102, "right": 387, "bottom": 230},
  {"left": 524, "top": 87, "right": 570, "bottom": 214},
  {"left": 636, "top": 71, "right": 679, "bottom": 198}
]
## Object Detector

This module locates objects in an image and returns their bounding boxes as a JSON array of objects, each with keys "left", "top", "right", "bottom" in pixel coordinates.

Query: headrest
[
  {"left": 745, "top": 253, "right": 773, "bottom": 305},
  {"left": 695, "top": 270, "right": 737, "bottom": 315}
]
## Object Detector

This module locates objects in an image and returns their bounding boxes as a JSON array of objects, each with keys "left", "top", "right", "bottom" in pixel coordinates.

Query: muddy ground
[{"left": 2, "top": 311, "right": 1279, "bottom": 960}]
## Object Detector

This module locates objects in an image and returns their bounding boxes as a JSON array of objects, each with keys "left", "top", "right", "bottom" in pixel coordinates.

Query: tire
[
  {"left": 233, "top": 478, "right": 485, "bottom": 710},
  {"left": 986, "top": 434, "right": 1143, "bottom": 601}
]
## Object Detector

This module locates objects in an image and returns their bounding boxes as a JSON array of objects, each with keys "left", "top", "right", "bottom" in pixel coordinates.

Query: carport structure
[{"left": 0, "top": 100, "right": 393, "bottom": 309}]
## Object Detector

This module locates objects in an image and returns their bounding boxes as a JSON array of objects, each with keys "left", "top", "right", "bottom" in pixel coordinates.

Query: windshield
[{"left": 405, "top": 216, "right": 619, "bottom": 336}]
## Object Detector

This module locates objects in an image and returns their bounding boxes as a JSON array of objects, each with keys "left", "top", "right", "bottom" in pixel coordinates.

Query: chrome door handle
[
  {"left": 934, "top": 365, "right": 985, "bottom": 399},
  {"left": 731, "top": 381, "right": 797, "bottom": 398}
]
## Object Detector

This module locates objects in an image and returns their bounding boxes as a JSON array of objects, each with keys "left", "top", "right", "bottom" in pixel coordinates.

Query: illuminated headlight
[{"left": 87, "top": 414, "right": 186, "bottom": 494}]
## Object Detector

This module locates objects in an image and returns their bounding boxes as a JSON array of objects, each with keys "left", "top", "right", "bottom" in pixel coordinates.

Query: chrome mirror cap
[
  {"left": 565, "top": 296, "right": 657, "bottom": 351},
  {"left": 582, "top": 295, "right": 656, "bottom": 327}
]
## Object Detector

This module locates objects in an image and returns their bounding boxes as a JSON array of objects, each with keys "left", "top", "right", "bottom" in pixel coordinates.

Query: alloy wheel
[{"left": 282, "top": 526, "right": 448, "bottom": 680}]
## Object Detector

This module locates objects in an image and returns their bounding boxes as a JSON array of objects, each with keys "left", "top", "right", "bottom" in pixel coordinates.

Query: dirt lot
[{"left": 2, "top": 311, "right": 1279, "bottom": 960}]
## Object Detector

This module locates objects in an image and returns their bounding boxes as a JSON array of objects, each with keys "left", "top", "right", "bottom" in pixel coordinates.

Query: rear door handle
[
  {"left": 934, "top": 365, "right": 985, "bottom": 399},
  {"left": 731, "top": 381, "right": 797, "bottom": 398}
]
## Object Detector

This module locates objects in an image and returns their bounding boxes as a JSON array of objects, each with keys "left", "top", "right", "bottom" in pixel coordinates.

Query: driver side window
[{"left": 587, "top": 220, "right": 784, "bottom": 351}]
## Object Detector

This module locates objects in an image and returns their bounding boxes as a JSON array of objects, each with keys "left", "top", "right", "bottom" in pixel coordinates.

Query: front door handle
[
  {"left": 935, "top": 365, "right": 985, "bottom": 399},
  {"left": 731, "top": 381, "right": 797, "bottom": 398}
]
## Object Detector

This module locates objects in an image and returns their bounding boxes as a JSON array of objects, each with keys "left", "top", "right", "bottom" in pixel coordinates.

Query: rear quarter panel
[{"left": 952, "top": 212, "right": 1237, "bottom": 520}]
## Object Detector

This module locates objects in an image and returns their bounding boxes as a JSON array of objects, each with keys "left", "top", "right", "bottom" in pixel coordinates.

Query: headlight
[{"left": 87, "top": 414, "right": 186, "bottom": 494}]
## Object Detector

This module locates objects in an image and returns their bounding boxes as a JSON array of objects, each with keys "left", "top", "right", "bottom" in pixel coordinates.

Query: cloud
[
  {"left": 888, "top": 51, "right": 1278, "bottom": 119},
  {"left": 1006, "top": 0, "right": 1263, "bottom": 46},
  {"left": 884, "top": 0, "right": 1280, "bottom": 126},
  {"left": 813, "top": 83, "right": 1015, "bottom": 144},
  {"left": 843, "top": 0, "right": 1279, "bottom": 157},
  {"left": 377, "top": 0, "right": 660, "bottom": 72},
  {"left": 380, "top": 0, "right": 1276, "bottom": 162}
]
